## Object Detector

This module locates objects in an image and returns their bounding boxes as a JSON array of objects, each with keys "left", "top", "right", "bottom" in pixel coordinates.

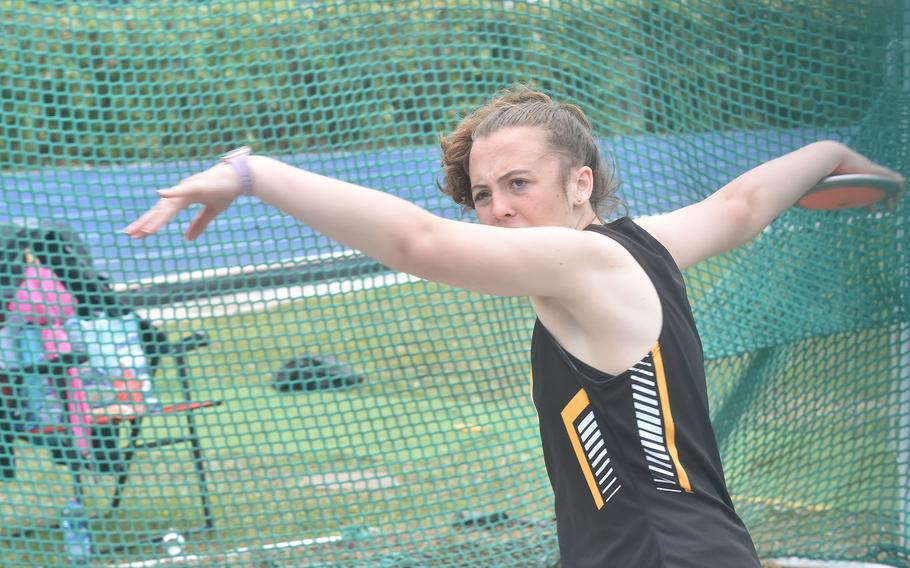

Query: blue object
[
  {"left": 60, "top": 498, "right": 92, "bottom": 565},
  {"left": 17, "top": 325, "right": 62, "bottom": 429},
  {"left": 65, "top": 313, "right": 160, "bottom": 413}
]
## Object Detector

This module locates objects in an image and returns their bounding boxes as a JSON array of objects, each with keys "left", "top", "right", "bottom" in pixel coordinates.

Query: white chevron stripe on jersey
[
  {"left": 576, "top": 410, "right": 622, "bottom": 504},
  {"left": 630, "top": 355, "right": 682, "bottom": 492},
  {"left": 561, "top": 389, "right": 618, "bottom": 509}
]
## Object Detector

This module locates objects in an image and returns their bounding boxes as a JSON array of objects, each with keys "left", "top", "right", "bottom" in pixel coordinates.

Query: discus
[{"left": 798, "top": 174, "right": 902, "bottom": 210}]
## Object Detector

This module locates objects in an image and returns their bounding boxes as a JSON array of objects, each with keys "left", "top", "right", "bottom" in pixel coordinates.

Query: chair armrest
[
  {"left": 176, "top": 331, "right": 210, "bottom": 355},
  {"left": 152, "top": 331, "right": 209, "bottom": 358},
  {"left": 93, "top": 399, "right": 223, "bottom": 425}
]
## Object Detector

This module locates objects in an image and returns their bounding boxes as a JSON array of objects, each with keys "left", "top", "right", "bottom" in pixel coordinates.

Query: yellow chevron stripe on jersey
[
  {"left": 561, "top": 388, "right": 605, "bottom": 509},
  {"left": 652, "top": 342, "right": 693, "bottom": 493}
]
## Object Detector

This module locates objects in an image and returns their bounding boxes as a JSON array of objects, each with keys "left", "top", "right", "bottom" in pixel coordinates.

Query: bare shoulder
[{"left": 531, "top": 225, "right": 663, "bottom": 376}]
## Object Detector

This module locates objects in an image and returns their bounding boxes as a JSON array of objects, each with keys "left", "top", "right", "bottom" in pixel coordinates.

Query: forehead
[{"left": 468, "top": 126, "right": 558, "bottom": 180}]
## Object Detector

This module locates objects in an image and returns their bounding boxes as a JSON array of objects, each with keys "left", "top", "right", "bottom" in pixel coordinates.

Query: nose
[{"left": 490, "top": 195, "right": 515, "bottom": 223}]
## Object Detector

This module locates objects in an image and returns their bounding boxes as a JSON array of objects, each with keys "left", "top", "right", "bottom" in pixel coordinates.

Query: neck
[{"left": 573, "top": 209, "right": 601, "bottom": 229}]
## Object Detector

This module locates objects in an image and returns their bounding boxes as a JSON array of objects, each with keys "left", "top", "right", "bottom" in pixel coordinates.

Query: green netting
[{"left": 0, "top": 0, "right": 907, "bottom": 566}]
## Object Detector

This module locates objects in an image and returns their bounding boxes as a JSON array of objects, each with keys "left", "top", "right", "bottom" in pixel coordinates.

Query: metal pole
[
  {"left": 898, "top": 322, "right": 909, "bottom": 555},
  {"left": 897, "top": 2, "right": 909, "bottom": 554}
]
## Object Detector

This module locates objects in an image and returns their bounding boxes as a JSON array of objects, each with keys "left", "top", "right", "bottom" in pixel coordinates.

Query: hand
[
  {"left": 123, "top": 162, "right": 244, "bottom": 240},
  {"left": 833, "top": 145, "right": 905, "bottom": 212},
  {"left": 882, "top": 180, "right": 904, "bottom": 213}
]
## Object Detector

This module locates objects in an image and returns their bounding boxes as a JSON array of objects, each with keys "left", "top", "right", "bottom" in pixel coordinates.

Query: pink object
[
  {"left": 8, "top": 266, "right": 91, "bottom": 452},
  {"left": 10, "top": 266, "right": 76, "bottom": 325}
]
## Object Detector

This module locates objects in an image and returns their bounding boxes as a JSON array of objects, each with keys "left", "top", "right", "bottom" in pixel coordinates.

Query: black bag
[{"left": 273, "top": 355, "right": 363, "bottom": 392}]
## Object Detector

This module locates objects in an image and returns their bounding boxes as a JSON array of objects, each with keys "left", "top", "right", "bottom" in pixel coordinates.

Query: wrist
[
  {"left": 799, "top": 140, "right": 849, "bottom": 178},
  {"left": 221, "top": 146, "right": 255, "bottom": 196},
  {"left": 817, "top": 139, "right": 850, "bottom": 161}
]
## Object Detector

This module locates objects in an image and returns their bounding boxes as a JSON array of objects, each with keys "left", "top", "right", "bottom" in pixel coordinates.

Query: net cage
[{"left": 0, "top": 1, "right": 908, "bottom": 566}]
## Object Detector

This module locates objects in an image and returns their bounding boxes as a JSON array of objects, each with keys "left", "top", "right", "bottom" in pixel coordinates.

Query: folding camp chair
[{"left": 0, "top": 223, "right": 222, "bottom": 543}]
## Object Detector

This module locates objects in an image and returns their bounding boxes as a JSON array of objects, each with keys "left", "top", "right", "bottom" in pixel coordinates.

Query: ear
[{"left": 571, "top": 166, "right": 594, "bottom": 205}]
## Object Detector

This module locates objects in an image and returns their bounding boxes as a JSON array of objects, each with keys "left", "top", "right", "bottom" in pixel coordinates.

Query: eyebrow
[{"left": 470, "top": 169, "right": 533, "bottom": 192}]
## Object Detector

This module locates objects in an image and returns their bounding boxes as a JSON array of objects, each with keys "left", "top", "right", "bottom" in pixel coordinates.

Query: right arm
[
  {"left": 124, "top": 155, "right": 631, "bottom": 298},
  {"left": 638, "top": 141, "right": 904, "bottom": 270}
]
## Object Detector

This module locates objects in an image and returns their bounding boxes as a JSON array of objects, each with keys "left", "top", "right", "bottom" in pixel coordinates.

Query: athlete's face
[{"left": 468, "top": 126, "right": 595, "bottom": 229}]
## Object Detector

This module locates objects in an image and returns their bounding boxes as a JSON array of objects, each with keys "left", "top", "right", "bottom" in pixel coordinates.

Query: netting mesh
[{"left": 0, "top": 1, "right": 907, "bottom": 566}]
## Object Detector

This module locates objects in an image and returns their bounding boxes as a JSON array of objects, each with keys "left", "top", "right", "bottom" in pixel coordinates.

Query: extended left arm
[{"left": 638, "top": 141, "right": 904, "bottom": 270}]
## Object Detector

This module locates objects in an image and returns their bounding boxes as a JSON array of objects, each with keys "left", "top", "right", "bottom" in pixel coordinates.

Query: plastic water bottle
[
  {"left": 61, "top": 498, "right": 91, "bottom": 565},
  {"left": 162, "top": 527, "right": 186, "bottom": 557}
]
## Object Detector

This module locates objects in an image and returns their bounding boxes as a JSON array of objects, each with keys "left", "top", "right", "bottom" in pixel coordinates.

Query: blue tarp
[{"left": 0, "top": 128, "right": 840, "bottom": 284}]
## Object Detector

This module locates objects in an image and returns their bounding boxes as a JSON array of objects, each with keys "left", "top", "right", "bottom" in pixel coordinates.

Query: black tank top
[{"left": 530, "top": 218, "right": 761, "bottom": 567}]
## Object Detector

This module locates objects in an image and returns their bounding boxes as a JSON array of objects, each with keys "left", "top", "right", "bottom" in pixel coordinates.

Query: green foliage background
[{"left": 0, "top": 0, "right": 895, "bottom": 168}]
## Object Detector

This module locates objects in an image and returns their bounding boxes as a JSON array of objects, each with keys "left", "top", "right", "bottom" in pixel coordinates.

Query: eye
[
  {"left": 472, "top": 189, "right": 491, "bottom": 204},
  {"left": 510, "top": 178, "right": 528, "bottom": 190}
]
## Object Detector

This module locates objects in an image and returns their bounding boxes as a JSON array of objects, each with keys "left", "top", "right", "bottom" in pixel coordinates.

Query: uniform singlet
[{"left": 530, "top": 217, "right": 761, "bottom": 568}]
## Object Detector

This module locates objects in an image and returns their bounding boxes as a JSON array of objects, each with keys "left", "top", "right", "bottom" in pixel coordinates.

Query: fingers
[
  {"left": 123, "top": 203, "right": 162, "bottom": 238},
  {"left": 123, "top": 167, "right": 240, "bottom": 240},
  {"left": 123, "top": 195, "right": 187, "bottom": 239},
  {"left": 122, "top": 208, "right": 156, "bottom": 238},
  {"left": 185, "top": 205, "right": 224, "bottom": 241},
  {"left": 123, "top": 177, "right": 206, "bottom": 238},
  {"left": 887, "top": 172, "right": 904, "bottom": 213}
]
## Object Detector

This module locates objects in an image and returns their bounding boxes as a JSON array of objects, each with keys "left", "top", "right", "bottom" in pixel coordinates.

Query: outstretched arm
[
  {"left": 124, "top": 154, "right": 628, "bottom": 298},
  {"left": 637, "top": 141, "right": 905, "bottom": 270}
]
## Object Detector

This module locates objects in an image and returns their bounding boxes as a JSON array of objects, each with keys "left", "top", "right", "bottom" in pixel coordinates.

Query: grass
[
  {"left": 1, "top": 280, "right": 556, "bottom": 567},
  {"left": 1, "top": 245, "right": 905, "bottom": 566}
]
